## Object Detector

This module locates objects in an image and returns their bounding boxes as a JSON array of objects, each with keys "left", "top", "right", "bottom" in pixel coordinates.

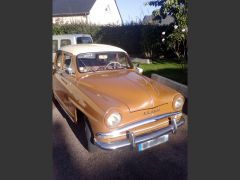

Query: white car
[{"left": 52, "top": 34, "right": 93, "bottom": 62}]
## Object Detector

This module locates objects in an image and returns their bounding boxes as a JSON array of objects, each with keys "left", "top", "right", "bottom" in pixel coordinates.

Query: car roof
[
  {"left": 59, "top": 44, "right": 127, "bottom": 56},
  {"left": 53, "top": 34, "right": 92, "bottom": 37}
]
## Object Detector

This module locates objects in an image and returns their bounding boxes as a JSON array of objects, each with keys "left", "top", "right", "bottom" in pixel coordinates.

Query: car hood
[{"left": 77, "top": 70, "right": 178, "bottom": 112}]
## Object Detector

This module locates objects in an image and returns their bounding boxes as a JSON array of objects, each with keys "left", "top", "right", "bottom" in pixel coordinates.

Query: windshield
[
  {"left": 77, "top": 52, "right": 132, "bottom": 73},
  {"left": 76, "top": 37, "right": 93, "bottom": 44}
]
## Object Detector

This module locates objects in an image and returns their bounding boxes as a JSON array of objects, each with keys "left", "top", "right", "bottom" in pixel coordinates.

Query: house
[
  {"left": 143, "top": 15, "right": 175, "bottom": 26},
  {"left": 53, "top": 0, "right": 123, "bottom": 25}
]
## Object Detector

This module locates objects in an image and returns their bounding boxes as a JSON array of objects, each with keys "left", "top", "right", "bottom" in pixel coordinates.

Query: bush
[{"left": 53, "top": 23, "right": 176, "bottom": 58}]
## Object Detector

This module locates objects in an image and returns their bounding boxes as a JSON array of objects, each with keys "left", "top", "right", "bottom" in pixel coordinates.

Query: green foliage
[
  {"left": 148, "top": 0, "right": 188, "bottom": 23},
  {"left": 52, "top": 23, "right": 101, "bottom": 38},
  {"left": 53, "top": 23, "right": 174, "bottom": 58},
  {"left": 148, "top": 0, "right": 188, "bottom": 69},
  {"left": 96, "top": 25, "right": 143, "bottom": 56}
]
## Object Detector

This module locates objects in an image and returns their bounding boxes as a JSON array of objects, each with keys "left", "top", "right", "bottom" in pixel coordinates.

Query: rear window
[
  {"left": 76, "top": 37, "right": 93, "bottom": 44},
  {"left": 52, "top": 40, "right": 58, "bottom": 52},
  {"left": 60, "top": 39, "right": 71, "bottom": 47}
]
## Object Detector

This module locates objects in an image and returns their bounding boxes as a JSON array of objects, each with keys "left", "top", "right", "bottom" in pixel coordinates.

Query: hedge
[{"left": 52, "top": 23, "right": 173, "bottom": 58}]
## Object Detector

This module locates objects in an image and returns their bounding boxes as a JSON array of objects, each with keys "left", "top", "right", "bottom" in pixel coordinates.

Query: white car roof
[
  {"left": 59, "top": 44, "right": 127, "bottom": 56},
  {"left": 53, "top": 34, "right": 92, "bottom": 38}
]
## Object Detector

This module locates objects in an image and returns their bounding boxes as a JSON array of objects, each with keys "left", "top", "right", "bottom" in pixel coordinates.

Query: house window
[
  {"left": 60, "top": 39, "right": 71, "bottom": 47},
  {"left": 52, "top": 40, "right": 58, "bottom": 52},
  {"left": 105, "top": 5, "right": 111, "bottom": 13}
]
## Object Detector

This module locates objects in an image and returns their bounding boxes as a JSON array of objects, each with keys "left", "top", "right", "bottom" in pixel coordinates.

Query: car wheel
[{"left": 84, "top": 118, "right": 98, "bottom": 153}]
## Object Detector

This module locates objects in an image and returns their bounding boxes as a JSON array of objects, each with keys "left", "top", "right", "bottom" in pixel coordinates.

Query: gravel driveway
[{"left": 52, "top": 100, "right": 188, "bottom": 180}]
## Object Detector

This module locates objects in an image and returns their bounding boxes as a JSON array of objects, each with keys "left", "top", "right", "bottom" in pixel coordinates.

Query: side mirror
[
  {"left": 133, "top": 63, "right": 143, "bottom": 74},
  {"left": 136, "top": 67, "right": 143, "bottom": 74},
  {"left": 65, "top": 67, "right": 74, "bottom": 75},
  {"left": 68, "top": 67, "right": 73, "bottom": 75}
]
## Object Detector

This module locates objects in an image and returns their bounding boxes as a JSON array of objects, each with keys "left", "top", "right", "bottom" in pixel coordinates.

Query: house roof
[
  {"left": 143, "top": 15, "right": 175, "bottom": 25},
  {"left": 59, "top": 44, "right": 127, "bottom": 55},
  {"left": 53, "top": 0, "right": 96, "bottom": 17}
]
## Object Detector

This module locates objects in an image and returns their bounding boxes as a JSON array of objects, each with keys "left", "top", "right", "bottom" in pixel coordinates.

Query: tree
[{"left": 148, "top": 0, "right": 188, "bottom": 70}]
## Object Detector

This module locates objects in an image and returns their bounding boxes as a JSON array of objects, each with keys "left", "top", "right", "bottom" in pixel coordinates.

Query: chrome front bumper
[{"left": 94, "top": 112, "right": 185, "bottom": 150}]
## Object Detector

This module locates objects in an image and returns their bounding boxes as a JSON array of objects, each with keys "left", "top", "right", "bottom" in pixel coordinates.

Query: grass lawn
[{"left": 138, "top": 59, "right": 188, "bottom": 85}]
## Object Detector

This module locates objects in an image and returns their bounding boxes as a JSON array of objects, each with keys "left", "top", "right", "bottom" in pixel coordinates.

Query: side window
[
  {"left": 63, "top": 55, "right": 71, "bottom": 69},
  {"left": 52, "top": 40, "right": 58, "bottom": 52},
  {"left": 63, "top": 54, "right": 75, "bottom": 75},
  {"left": 56, "top": 52, "right": 62, "bottom": 68},
  {"left": 117, "top": 53, "right": 129, "bottom": 68},
  {"left": 60, "top": 39, "right": 71, "bottom": 47}
]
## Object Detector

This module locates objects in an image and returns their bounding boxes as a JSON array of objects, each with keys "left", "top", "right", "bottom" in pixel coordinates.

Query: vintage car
[{"left": 52, "top": 44, "right": 185, "bottom": 152}]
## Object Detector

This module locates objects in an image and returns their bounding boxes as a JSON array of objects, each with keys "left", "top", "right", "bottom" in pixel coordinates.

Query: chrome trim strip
[
  {"left": 94, "top": 118, "right": 185, "bottom": 150},
  {"left": 96, "top": 111, "right": 181, "bottom": 138}
]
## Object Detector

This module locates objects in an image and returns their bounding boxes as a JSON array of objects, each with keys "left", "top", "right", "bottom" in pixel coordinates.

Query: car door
[{"left": 52, "top": 51, "right": 77, "bottom": 121}]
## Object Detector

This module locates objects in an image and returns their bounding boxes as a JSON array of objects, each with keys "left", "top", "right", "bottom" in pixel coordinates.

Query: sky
[{"left": 116, "top": 0, "right": 159, "bottom": 24}]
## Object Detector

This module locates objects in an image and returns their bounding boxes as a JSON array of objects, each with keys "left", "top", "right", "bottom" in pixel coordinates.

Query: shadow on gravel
[
  {"left": 52, "top": 99, "right": 187, "bottom": 180},
  {"left": 52, "top": 97, "right": 89, "bottom": 149}
]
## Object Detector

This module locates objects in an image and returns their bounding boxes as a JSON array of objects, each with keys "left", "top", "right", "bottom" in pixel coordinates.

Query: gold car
[{"left": 52, "top": 44, "right": 185, "bottom": 152}]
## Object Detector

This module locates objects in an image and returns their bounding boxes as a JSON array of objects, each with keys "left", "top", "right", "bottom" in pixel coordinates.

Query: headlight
[
  {"left": 173, "top": 95, "right": 185, "bottom": 111},
  {"left": 106, "top": 112, "right": 121, "bottom": 128}
]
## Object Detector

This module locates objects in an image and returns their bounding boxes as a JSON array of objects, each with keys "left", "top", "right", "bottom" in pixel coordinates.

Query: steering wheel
[{"left": 105, "top": 62, "right": 122, "bottom": 70}]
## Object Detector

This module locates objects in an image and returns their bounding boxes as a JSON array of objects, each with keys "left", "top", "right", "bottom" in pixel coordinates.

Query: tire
[
  {"left": 76, "top": 110, "right": 99, "bottom": 152},
  {"left": 84, "top": 118, "right": 98, "bottom": 153}
]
